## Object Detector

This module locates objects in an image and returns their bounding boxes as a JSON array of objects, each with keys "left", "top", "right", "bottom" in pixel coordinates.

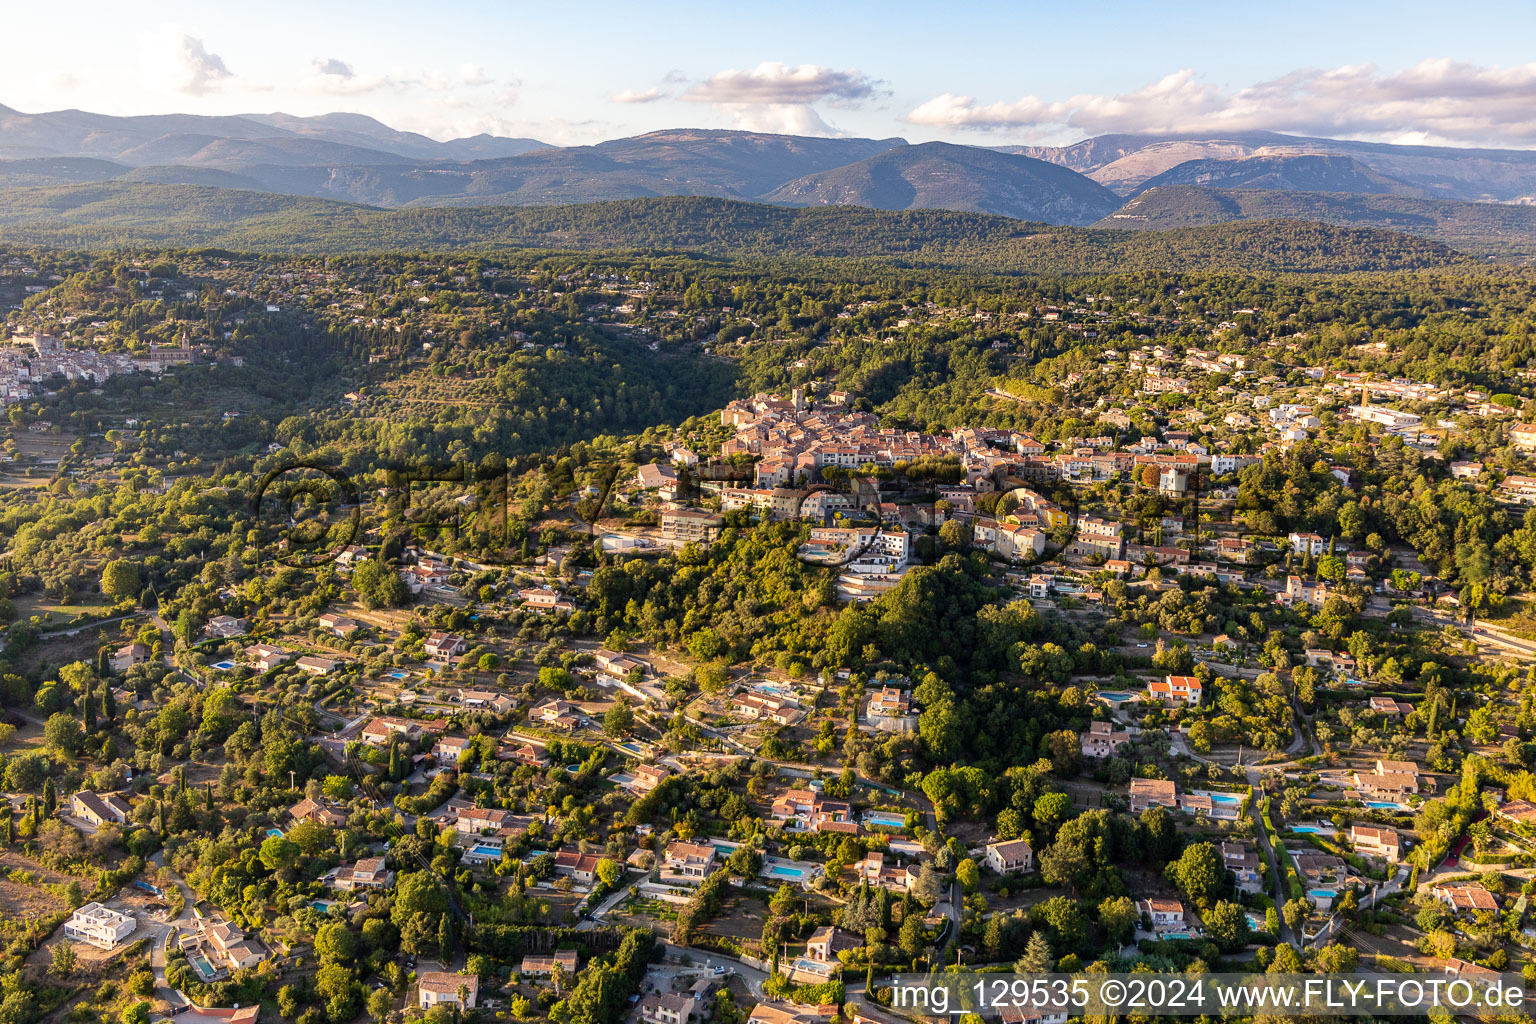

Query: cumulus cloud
[
  {"left": 459, "top": 63, "right": 491, "bottom": 86},
  {"left": 611, "top": 87, "right": 667, "bottom": 104},
  {"left": 906, "top": 61, "right": 1536, "bottom": 146},
  {"left": 684, "top": 61, "right": 879, "bottom": 107},
  {"left": 141, "top": 25, "right": 232, "bottom": 95},
  {"left": 675, "top": 61, "right": 883, "bottom": 136}
]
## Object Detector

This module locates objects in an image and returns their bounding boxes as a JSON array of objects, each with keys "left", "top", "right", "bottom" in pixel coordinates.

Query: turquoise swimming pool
[
  {"left": 864, "top": 812, "right": 906, "bottom": 829},
  {"left": 1098, "top": 691, "right": 1134, "bottom": 702},
  {"left": 1193, "top": 791, "right": 1241, "bottom": 805},
  {"left": 768, "top": 865, "right": 804, "bottom": 878}
]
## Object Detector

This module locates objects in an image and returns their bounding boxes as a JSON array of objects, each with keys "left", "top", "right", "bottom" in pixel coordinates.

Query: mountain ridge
[
  {"left": 761, "top": 142, "right": 1120, "bottom": 225},
  {"left": 1129, "top": 154, "right": 1427, "bottom": 198}
]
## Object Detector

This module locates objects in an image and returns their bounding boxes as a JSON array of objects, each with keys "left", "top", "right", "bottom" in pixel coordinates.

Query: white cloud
[
  {"left": 683, "top": 61, "right": 878, "bottom": 107},
  {"left": 676, "top": 61, "right": 882, "bottom": 136},
  {"left": 906, "top": 60, "right": 1536, "bottom": 146},
  {"left": 141, "top": 25, "right": 232, "bottom": 96},
  {"left": 459, "top": 63, "right": 491, "bottom": 86},
  {"left": 611, "top": 87, "right": 667, "bottom": 104},
  {"left": 312, "top": 58, "right": 355, "bottom": 79}
]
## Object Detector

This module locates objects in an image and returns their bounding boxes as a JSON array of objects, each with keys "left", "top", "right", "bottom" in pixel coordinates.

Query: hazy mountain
[
  {"left": 1131, "top": 155, "right": 1425, "bottom": 197},
  {"left": 4, "top": 102, "right": 1536, "bottom": 213},
  {"left": 240, "top": 112, "right": 547, "bottom": 161},
  {"left": 763, "top": 142, "right": 1120, "bottom": 225},
  {"left": 0, "top": 103, "right": 547, "bottom": 166},
  {"left": 404, "top": 130, "right": 912, "bottom": 207},
  {"left": 1009, "top": 130, "right": 1536, "bottom": 201},
  {"left": 1099, "top": 185, "right": 1536, "bottom": 252},
  {"left": 0, "top": 183, "right": 1460, "bottom": 273},
  {"left": 1000, "top": 132, "right": 1296, "bottom": 173}
]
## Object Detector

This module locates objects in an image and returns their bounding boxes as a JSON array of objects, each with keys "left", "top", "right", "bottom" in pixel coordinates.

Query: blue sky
[{"left": 9, "top": 0, "right": 1536, "bottom": 147}]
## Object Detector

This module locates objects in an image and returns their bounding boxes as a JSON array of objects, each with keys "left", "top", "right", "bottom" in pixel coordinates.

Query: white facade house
[{"left": 65, "top": 903, "right": 136, "bottom": 949}]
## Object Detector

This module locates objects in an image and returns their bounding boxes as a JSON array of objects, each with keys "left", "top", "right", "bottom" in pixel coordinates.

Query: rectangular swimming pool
[
  {"left": 864, "top": 813, "right": 906, "bottom": 829},
  {"left": 1193, "top": 791, "right": 1241, "bottom": 805},
  {"left": 768, "top": 865, "right": 804, "bottom": 878}
]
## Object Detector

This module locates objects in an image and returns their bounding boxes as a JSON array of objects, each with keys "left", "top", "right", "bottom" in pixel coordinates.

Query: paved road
[
  {"left": 147, "top": 850, "right": 196, "bottom": 1008},
  {"left": 660, "top": 941, "right": 769, "bottom": 998},
  {"left": 1246, "top": 767, "right": 1299, "bottom": 948},
  {"left": 576, "top": 872, "right": 645, "bottom": 931}
]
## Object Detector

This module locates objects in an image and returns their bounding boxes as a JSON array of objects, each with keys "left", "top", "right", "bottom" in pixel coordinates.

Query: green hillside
[
  {"left": 1102, "top": 185, "right": 1536, "bottom": 255},
  {"left": 0, "top": 182, "right": 1464, "bottom": 273}
]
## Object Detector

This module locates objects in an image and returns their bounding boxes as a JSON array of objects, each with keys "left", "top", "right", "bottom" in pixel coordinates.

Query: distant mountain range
[
  {"left": 0, "top": 104, "right": 548, "bottom": 165},
  {"left": 1128, "top": 154, "right": 1426, "bottom": 198},
  {"left": 1003, "top": 131, "right": 1536, "bottom": 202},
  {"left": 1, "top": 103, "right": 1536, "bottom": 249}
]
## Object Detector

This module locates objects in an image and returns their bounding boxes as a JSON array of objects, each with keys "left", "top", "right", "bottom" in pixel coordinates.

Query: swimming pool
[
  {"left": 1245, "top": 914, "right": 1264, "bottom": 931},
  {"left": 266, "top": 828, "right": 284, "bottom": 838},
  {"left": 1366, "top": 801, "right": 1407, "bottom": 810},
  {"left": 1161, "top": 931, "right": 1193, "bottom": 940},
  {"left": 1309, "top": 888, "right": 1335, "bottom": 901},
  {"left": 1193, "top": 791, "right": 1241, "bottom": 805},
  {"left": 388, "top": 671, "right": 408, "bottom": 679},
  {"left": 768, "top": 865, "right": 805, "bottom": 879},
  {"left": 470, "top": 845, "right": 502, "bottom": 859},
  {"left": 1290, "top": 825, "right": 1324, "bottom": 834},
  {"left": 192, "top": 954, "right": 217, "bottom": 977},
  {"left": 311, "top": 900, "right": 332, "bottom": 911},
  {"left": 864, "top": 812, "right": 906, "bottom": 829},
  {"left": 212, "top": 661, "right": 235, "bottom": 670},
  {"left": 1098, "top": 691, "right": 1134, "bottom": 702}
]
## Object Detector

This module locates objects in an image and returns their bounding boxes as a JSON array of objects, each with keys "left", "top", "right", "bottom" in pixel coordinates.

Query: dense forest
[{"left": 0, "top": 186, "right": 1467, "bottom": 273}]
